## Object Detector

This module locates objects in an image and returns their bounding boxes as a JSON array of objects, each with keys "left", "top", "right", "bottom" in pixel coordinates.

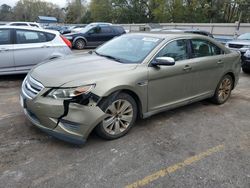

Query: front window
[
  {"left": 237, "top": 33, "right": 250, "bottom": 40},
  {"left": 95, "top": 35, "right": 162, "bottom": 64},
  {"left": 155, "top": 39, "right": 189, "bottom": 61},
  {"left": 0, "top": 29, "right": 11, "bottom": 45}
]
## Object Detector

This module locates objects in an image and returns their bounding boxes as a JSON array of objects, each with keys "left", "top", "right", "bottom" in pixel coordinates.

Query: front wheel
[
  {"left": 95, "top": 93, "right": 137, "bottom": 140},
  {"left": 211, "top": 75, "right": 233, "bottom": 105}
]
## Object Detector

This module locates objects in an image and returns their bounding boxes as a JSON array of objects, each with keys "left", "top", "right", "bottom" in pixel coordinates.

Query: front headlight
[{"left": 47, "top": 84, "right": 95, "bottom": 99}]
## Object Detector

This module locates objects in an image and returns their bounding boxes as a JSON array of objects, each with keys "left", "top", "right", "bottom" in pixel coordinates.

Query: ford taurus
[{"left": 20, "top": 33, "right": 241, "bottom": 144}]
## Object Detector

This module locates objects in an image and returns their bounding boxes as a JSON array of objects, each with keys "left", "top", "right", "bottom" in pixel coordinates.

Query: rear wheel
[
  {"left": 211, "top": 75, "right": 233, "bottom": 105},
  {"left": 96, "top": 93, "right": 137, "bottom": 140},
  {"left": 74, "top": 39, "right": 86, "bottom": 50}
]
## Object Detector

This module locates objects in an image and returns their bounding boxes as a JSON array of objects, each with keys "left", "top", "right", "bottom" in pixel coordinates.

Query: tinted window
[
  {"left": 101, "top": 26, "right": 113, "bottom": 34},
  {"left": 30, "top": 24, "right": 39, "bottom": 28},
  {"left": 191, "top": 39, "right": 222, "bottom": 57},
  {"left": 156, "top": 39, "right": 189, "bottom": 61},
  {"left": 113, "top": 26, "right": 125, "bottom": 34},
  {"left": 45, "top": 33, "right": 56, "bottom": 41},
  {"left": 0, "top": 29, "right": 11, "bottom": 45},
  {"left": 11, "top": 23, "right": 28, "bottom": 26},
  {"left": 16, "top": 30, "right": 47, "bottom": 44}
]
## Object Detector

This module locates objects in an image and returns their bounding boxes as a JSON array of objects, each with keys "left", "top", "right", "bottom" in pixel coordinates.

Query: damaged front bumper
[{"left": 20, "top": 79, "right": 106, "bottom": 144}]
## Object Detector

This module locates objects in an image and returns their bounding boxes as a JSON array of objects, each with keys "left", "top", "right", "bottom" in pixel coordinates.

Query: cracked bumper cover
[{"left": 22, "top": 95, "right": 106, "bottom": 144}]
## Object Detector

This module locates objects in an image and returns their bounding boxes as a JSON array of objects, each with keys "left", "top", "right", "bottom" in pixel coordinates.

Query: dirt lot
[{"left": 0, "top": 67, "right": 250, "bottom": 187}]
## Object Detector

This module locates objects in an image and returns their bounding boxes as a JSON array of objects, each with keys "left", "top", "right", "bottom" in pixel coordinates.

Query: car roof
[
  {"left": 128, "top": 32, "right": 209, "bottom": 40},
  {"left": 0, "top": 25, "right": 59, "bottom": 35}
]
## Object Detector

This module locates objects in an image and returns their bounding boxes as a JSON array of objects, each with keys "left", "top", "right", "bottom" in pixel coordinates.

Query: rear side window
[
  {"left": 45, "top": 33, "right": 56, "bottom": 41},
  {"left": 16, "top": 30, "right": 47, "bottom": 44},
  {"left": 101, "top": 26, "right": 113, "bottom": 34},
  {"left": 0, "top": 29, "right": 11, "bottom": 45},
  {"left": 11, "top": 23, "right": 28, "bottom": 26},
  {"left": 113, "top": 26, "right": 125, "bottom": 34},
  {"left": 191, "top": 39, "right": 223, "bottom": 57}
]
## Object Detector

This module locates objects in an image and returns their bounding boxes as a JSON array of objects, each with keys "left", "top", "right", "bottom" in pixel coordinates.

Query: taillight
[{"left": 60, "top": 35, "right": 72, "bottom": 49}]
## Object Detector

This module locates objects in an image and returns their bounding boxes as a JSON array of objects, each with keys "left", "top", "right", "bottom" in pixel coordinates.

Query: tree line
[{"left": 0, "top": 0, "right": 250, "bottom": 24}]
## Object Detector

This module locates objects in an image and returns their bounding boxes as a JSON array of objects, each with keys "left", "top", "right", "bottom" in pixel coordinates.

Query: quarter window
[
  {"left": 156, "top": 39, "right": 189, "bottom": 61},
  {"left": 16, "top": 30, "right": 47, "bottom": 44},
  {"left": 191, "top": 39, "right": 223, "bottom": 58},
  {"left": 0, "top": 29, "right": 11, "bottom": 45}
]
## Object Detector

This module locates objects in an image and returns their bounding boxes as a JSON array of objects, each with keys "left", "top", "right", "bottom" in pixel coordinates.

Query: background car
[
  {"left": 64, "top": 23, "right": 125, "bottom": 49},
  {"left": 225, "top": 33, "right": 250, "bottom": 73},
  {"left": 69, "top": 25, "right": 87, "bottom": 33},
  {"left": 20, "top": 33, "right": 241, "bottom": 144},
  {"left": 0, "top": 26, "right": 72, "bottom": 75},
  {"left": 242, "top": 49, "right": 250, "bottom": 73},
  {"left": 6, "top": 22, "right": 42, "bottom": 29}
]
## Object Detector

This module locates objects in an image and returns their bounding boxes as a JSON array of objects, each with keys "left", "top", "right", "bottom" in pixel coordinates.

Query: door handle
[
  {"left": 183, "top": 65, "right": 192, "bottom": 71},
  {"left": 42, "top": 45, "right": 50, "bottom": 48},
  {"left": 217, "top": 60, "right": 224, "bottom": 64}
]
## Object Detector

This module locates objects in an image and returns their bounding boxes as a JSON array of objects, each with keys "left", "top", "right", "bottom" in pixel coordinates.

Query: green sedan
[{"left": 20, "top": 33, "right": 241, "bottom": 144}]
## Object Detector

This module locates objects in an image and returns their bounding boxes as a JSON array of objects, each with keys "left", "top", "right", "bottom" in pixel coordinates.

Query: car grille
[
  {"left": 228, "top": 44, "right": 244, "bottom": 49},
  {"left": 22, "top": 76, "right": 44, "bottom": 99}
]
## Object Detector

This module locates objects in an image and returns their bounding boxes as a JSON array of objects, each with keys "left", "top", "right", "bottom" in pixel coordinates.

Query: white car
[
  {"left": 7, "top": 22, "right": 43, "bottom": 29},
  {"left": 0, "top": 26, "right": 72, "bottom": 75}
]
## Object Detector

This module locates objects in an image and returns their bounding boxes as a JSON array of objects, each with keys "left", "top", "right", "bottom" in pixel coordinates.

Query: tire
[
  {"left": 95, "top": 92, "right": 137, "bottom": 140},
  {"left": 211, "top": 75, "right": 233, "bottom": 105},
  {"left": 74, "top": 39, "right": 86, "bottom": 50},
  {"left": 242, "top": 67, "right": 250, "bottom": 74}
]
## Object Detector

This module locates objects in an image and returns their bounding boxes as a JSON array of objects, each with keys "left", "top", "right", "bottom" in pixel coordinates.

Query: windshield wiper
[{"left": 94, "top": 51, "right": 122, "bottom": 63}]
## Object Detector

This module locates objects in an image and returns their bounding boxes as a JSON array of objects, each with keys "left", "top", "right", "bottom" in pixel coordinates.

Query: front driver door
[{"left": 148, "top": 39, "right": 196, "bottom": 112}]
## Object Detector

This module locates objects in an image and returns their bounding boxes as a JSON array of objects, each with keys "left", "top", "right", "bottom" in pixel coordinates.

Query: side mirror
[{"left": 152, "top": 57, "right": 175, "bottom": 66}]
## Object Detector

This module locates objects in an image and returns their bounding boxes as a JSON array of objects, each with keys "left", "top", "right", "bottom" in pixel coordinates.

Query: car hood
[
  {"left": 228, "top": 40, "right": 250, "bottom": 45},
  {"left": 30, "top": 53, "right": 138, "bottom": 87}
]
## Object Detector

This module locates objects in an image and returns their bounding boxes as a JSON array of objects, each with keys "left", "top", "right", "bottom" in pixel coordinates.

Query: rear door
[
  {"left": 0, "top": 28, "right": 15, "bottom": 74},
  {"left": 13, "top": 29, "right": 54, "bottom": 72},
  {"left": 189, "top": 38, "right": 225, "bottom": 96}
]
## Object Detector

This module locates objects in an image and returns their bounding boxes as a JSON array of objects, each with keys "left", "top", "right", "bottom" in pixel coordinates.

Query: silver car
[{"left": 0, "top": 26, "right": 72, "bottom": 75}]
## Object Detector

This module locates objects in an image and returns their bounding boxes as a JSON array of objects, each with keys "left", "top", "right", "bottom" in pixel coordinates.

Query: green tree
[
  {"left": 13, "top": 0, "right": 64, "bottom": 22},
  {"left": 65, "top": 0, "right": 86, "bottom": 23}
]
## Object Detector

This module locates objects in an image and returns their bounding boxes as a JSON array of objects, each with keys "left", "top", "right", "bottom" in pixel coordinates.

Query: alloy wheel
[
  {"left": 218, "top": 77, "right": 232, "bottom": 102},
  {"left": 103, "top": 99, "right": 133, "bottom": 135}
]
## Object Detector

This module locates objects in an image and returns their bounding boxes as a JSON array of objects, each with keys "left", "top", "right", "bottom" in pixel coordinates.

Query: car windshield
[
  {"left": 238, "top": 33, "right": 250, "bottom": 40},
  {"left": 79, "top": 24, "right": 96, "bottom": 33},
  {"left": 95, "top": 35, "right": 162, "bottom": 64}
]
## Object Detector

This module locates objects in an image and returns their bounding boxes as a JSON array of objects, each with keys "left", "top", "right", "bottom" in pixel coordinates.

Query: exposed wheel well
[
  {"left": 99, "top": 90, "right": 143, "bottom": 119},
  {"left": 225, "top": 72, "right": 235, "bottom": 89}
]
